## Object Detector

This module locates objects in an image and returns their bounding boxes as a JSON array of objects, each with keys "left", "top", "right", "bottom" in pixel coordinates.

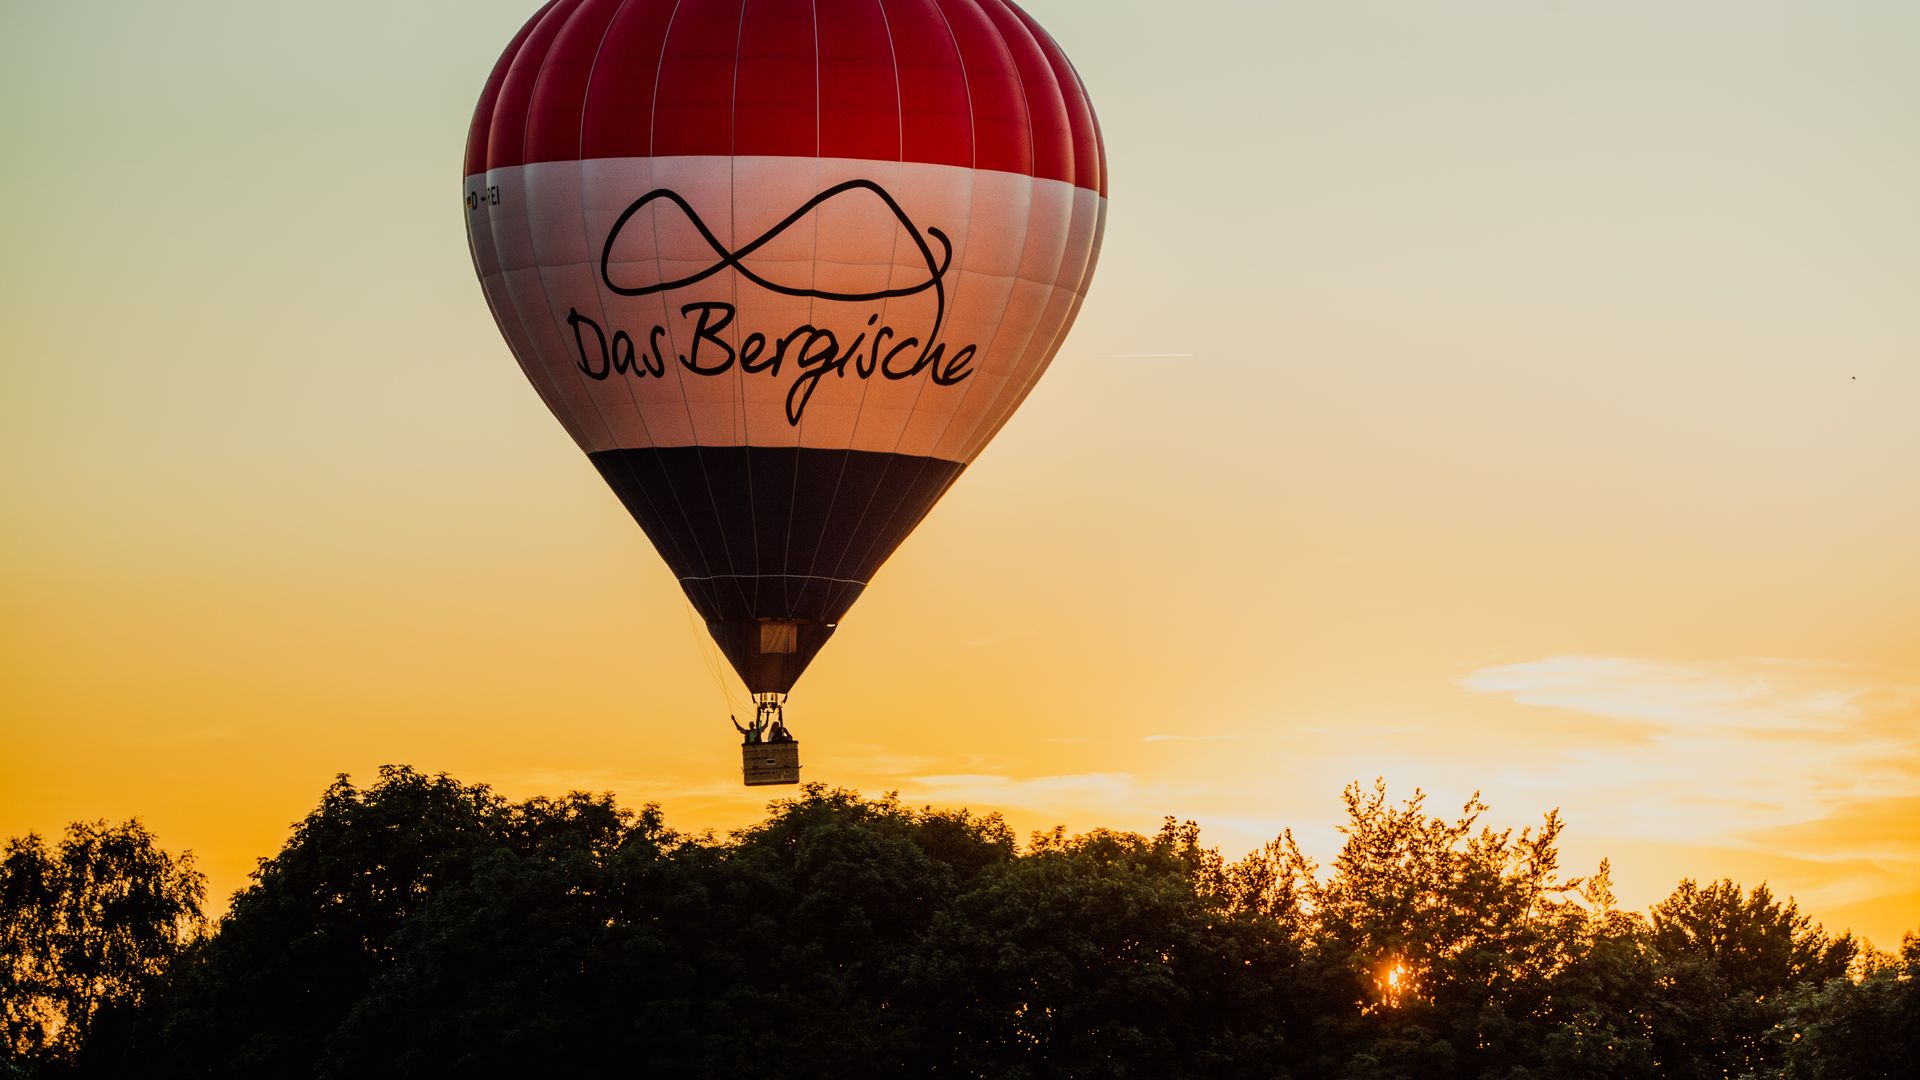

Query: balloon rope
[{"left": 682, "top": 596, "right": 743, "bottom": 718}]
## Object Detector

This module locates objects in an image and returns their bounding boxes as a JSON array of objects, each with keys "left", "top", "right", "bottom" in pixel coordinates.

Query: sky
[{"left": 3, "top": 0, "right": 1917, "bottom": 948}]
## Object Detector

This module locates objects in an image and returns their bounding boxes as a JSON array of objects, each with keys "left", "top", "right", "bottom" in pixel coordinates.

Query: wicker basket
[{"left": 742, "top": 741, "right": 802, "bottom": 786}]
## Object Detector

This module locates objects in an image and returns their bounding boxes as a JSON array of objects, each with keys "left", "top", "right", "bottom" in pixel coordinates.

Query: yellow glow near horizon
[{"left": 3, "top": 1, "right": 1918, "bottom": 950}]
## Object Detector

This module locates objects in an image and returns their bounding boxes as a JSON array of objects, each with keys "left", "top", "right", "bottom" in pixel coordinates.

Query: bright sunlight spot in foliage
[{"left": 1377, "top": 958, "right": 1413, "bottom": 1009}]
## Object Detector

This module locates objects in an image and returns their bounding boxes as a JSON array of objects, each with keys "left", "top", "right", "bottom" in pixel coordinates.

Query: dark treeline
[{"left": 3, "top": 767, "right": 1915, "bottom": 1078}]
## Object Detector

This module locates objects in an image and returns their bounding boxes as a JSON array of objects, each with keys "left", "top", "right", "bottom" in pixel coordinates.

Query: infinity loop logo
[{"left": 569, "top": 180, "right": 976, "bottom": 426}]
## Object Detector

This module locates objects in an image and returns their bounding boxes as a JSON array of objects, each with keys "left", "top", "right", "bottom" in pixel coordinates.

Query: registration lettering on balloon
[{"left": 564, "top": 178, "right": 976, "bottom": 426}]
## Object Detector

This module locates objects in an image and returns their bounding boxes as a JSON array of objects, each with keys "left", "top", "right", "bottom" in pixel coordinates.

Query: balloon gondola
[{"left": 464, "top": 0, "right": 1106, "bottom": 784}]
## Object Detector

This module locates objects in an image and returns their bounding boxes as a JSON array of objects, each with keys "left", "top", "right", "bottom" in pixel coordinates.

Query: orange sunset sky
[{"left": 4, "top": 0, "right": 1917, "bottom": 948}]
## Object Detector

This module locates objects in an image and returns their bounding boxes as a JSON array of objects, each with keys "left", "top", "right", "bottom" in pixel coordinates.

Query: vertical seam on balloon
[
  {"left": 941, "top": 0, "right": 977, "bottom": 172},
  {"left": 793, "top": 0, "right": 825, "bottom": 617},
  {"left": 652, "top": 2, "right": 748, "bottom": 614},
  {"left": 466, "top": 6, "right": 531, "bottom": 177},
  {"left": 1010, "top": 2, "right": 1097, "bottom": 197},
  {"left": 569, "top": 0, "right": 715, "bottom": 612},
  {"left": 1065, "top": 46, "right": 1105, "bottom": 198},
  {"left": 1038, "top": 8, "right": 1100, "bottom": 194},
  {"left": 963, "top": 187, "right": 1102, "bottom": 462},
  {"left": 815, "top": 0, "right": 949, "bottom": 604},
  {"left": 776, "top": 0, "right": 826, "bottom": 620},
  {"left": 646, "top": 0, "right": 682, "bottom": 158},
  {"left": 801, "top": 0, "right": 830, "bottom": 620},
  {"left": 817, "top": 0, "right": 979, "bottom": 612},
  {"left": 955, "top": 185, "right": 1091, "bottom": 463},
  {"left": 728, "top": 0, "right": 759, "bottom": 615},
  {"left": 813, "top": 0, "right": 824, "bottom": 160},
  {"left": 888, "top": 0, "right": 904, "bottom": 160},
  {"left": 816, "top": 0, "right": 976, "bottom": 604},
  {"left": 479, "top": 5, "right": 594, "bottom": 453},
  {"left": 650, "top": 1, "right": 755, "bottom": 619},
  {"left": 993, "top": 0, "right": 1036, "bottom": 177},
  {"left": 499, "top": 3, "right": 617, "bottom": 459},
  {"left": 472, "top": 17, "right": 568, "bottom": 445},
  {"left": 519, "top": 4, "right": 623, "bottom": 450},
  {"left": 829, "top": 0, "right": 983, "bottom": 572},
  {"left": 965, "top": 3, "right": 1102, "bottom": 459},
  {"left": 578, "top": 3, "right": 669, "bottom": 481},
  {"left": 912, "top": 0, "right": 1040, "bottom": 467},
  {"left": 940, "top": 1, "right": 1052, "bottom": 465},
  {"left": 797, "top": 0, "right": 909, "bottom": 618},
  {"left": 933, "top": 2, "right": 1072, "bottom": 463},
  {"left": 978, "top": 106, "right": 1107, "bottom": 461},
  {"left": 468, "top": 23, "right": 594, "bottom": 468},
  {"left": 579, "top": 0, "right": 729, "bottom": 707}
]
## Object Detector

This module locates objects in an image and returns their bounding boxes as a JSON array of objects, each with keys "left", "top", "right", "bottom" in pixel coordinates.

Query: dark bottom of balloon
[{"left": 588, "top": 445, "right": 967, "bottom": 693}]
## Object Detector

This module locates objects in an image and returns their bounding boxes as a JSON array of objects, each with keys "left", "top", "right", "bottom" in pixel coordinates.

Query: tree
[
  {"left": 1651, "top": 879, "right": 1854, "bottom": 994},
  {"left": 1242, "top": 780, "right": 1601, "bottom": 1078},
  {"left": 679, "top": 787, "right": 1019, "bottom": 1078},
  {"left": 1773, "top": 934, "right": 1920, "bottom": 1079},
  {"left": 1533, "top": 863, "right": 1660, "bottom": 1079},
  {"left": 149, "top": 778, "right": 1026, "bottom": 1079},
  {"left": 897, "top": 821, "right": 1221, "bottom": 1078},
  {"left": 1646, "top": 878, "right": 1856, "bottom": 1079},
  {"left": 0, "top": 821, "right": 204, "bottom": 1070},
  {"left": 154, "top": 766, "right": 514, "bottom": 1076},
  {"left": 322, "top": 791, "right": 695, "bottom": 1077},
  {"left": 51, "top": 767, "right": 1911, "bottom": 1079}
]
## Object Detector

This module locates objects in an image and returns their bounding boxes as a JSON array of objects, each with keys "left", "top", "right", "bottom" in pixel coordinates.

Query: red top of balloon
[{"left": 465, "top": 0, "right": 1105, "bottom": 196}]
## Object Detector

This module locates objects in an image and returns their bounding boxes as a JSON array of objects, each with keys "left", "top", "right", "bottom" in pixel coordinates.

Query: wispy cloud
[
  {"left": 823, "top": 747, "right": 954, "bottom": 777},
  {"left": 1143, "top": 734, "right": 1245, "bottom": 743},
  {"left": 1460, "top": 656, "right": 1868, "bottom": 735},
  {"left": 902, "top": 772, "right": 1163, "bottom": 816},
  {"left": 1460, "top": 655, "right": 1920, "bottom": 925}
]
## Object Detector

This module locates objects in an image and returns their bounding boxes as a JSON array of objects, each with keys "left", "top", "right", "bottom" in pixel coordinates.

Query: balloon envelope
[{"left": 465, "top": 0, "right": 1106, "bottom": 695}]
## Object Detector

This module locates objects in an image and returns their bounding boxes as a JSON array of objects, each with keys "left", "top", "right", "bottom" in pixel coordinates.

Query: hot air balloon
[{"left": 464, "top": 0, "right": 1106, "bottom": 784}]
